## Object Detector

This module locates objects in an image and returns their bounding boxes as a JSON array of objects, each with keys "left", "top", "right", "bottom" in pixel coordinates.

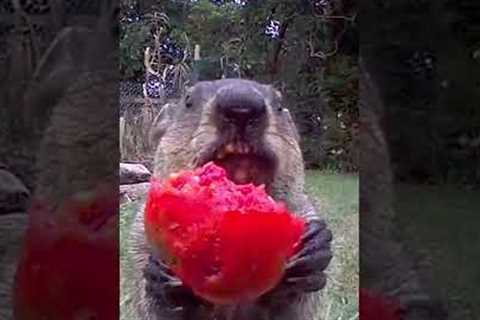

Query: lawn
[
  {"left": 394, "top": 184, "right": 480, "bottom": 320},
  {"left": 306, "top": 170, "right": 359, "bottom": 320},
  {"left": 120, "top": 170, "right": 359, "bottom": 320},
  {"left": 119, "top": 200, "right": 142, "bottom": 320}
]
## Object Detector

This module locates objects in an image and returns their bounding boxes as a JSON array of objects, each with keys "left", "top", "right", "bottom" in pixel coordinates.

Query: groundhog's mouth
[{"left": 200, "top": 141, "right": 277, "bottom": 187}]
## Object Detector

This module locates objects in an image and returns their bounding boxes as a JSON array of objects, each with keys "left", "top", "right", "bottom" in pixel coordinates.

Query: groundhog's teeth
[
  {"left": 222, "top": 142, "right": 252, "bottom": 155},
  {"left": 233, "top": 143, "right": 249, "bottom": 154},
  {"left": 225, "top": 143, "right": 235, "bottom": 154},
  {"left": 234, "top": 142, "right": 242, "bottom": 153}
]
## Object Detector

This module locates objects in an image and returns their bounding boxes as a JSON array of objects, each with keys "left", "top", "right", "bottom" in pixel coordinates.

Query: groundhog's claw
[
  {"left": 286, "top": 220, "right": 332, "bottom": 277},
  {"left": 262, "top": 219, "right": 332, "bottom": 301},
  {"left": 300, "top": 219, "right": 327, "bottom": 243},
  {"left": 284, "top": 270, "right": 328, "bottom": 292},
  {"left": 144, "top": 255, "right": 201, "bottom": 312}
]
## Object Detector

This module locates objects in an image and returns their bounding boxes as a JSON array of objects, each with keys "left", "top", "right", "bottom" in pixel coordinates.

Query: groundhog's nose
[{"left": 216, "top": 85, "right": 266, "bottom": 126}]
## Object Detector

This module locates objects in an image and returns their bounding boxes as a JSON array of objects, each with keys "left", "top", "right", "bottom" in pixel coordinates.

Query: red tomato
[{"left": 145, "top": 162, "right": 305, "bottom": 304}]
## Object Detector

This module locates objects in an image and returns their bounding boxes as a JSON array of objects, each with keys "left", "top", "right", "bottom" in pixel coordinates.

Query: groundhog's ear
[
  {"left": 273, "top": 88, "right": 283, "bottom": 100},
  {"left": 149, "top": 103, "right": 175, "bottom": 146}
]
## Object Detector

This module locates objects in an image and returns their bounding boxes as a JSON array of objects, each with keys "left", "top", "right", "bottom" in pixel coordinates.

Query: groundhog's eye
[
  {"left": 274, "top": 103, "right": 286, "bottom": 112},
  {"left": 276, "top": 106, "right": 289, "bottom": 114}
]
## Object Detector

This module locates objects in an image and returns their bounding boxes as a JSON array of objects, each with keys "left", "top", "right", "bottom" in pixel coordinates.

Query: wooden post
[
  {"left": 119, "top": 116, "right": 125, "bottom": 159},
  {"left": 194, "top": 44, "right": 201, "bottom": 61},
  {"left": 191, "top": 44, "right": 201, "bottom": 84}
]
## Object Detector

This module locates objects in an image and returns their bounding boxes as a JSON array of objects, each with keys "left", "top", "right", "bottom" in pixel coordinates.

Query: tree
[{"left": 119, "top": 0, "right": 359, "bottom": 171}]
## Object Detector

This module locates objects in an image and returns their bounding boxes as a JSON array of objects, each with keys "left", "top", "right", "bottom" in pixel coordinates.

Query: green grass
[
  {"left": 120, "top": 201, "right": 141, "bottom": 258},
  {"left": 120, "top": 170, "right": 359, "bottom": 319},
  {"left": 120, "top": 198, "right": 146, "bottom": 320},
  {"left": 306, "top": 170, "right": 359, "bottom": 320},
  {"left": 394, "top": 184, "right": 480, "bottom": 320}
]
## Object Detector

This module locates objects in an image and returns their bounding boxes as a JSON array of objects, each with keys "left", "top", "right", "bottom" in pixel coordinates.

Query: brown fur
[{"left": 122, "top": 79, "right": 324, "bottom": 320}]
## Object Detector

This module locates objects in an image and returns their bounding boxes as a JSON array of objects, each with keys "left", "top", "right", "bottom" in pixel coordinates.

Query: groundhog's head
[{"left": 151, "top": 79, "right": 306, "bottom": 204}]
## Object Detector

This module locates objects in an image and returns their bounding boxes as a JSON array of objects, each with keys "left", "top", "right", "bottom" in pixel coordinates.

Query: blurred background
[{"left": 363, "top": 1, "right": 480, "bottom": 319}]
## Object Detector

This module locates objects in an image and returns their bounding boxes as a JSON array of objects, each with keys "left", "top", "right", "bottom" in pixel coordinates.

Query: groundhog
[{"left": 122, "top": 79, "right": 333, "bottom": 320}]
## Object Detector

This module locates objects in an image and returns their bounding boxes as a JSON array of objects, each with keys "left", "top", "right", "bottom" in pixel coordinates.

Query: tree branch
[
  {"left": 307, "top": 37, "right": 338, "bottom": 60},
  {"left": 308, "top": 12, "right": 351, "bottom": 60},
  {"left": 314, "top": 13, "right": 357, "bottom": 22}
]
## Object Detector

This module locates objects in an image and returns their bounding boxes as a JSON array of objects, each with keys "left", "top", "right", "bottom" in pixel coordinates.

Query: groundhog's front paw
[
  {"left": 260, "top": 219, "right": 333, "bottom": 304},
  {"left": 283, "top": 219, "right": 333, "bottom": 292},
  {"left": 144, "top": 255, "right": 202, "bottom": 313}
]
